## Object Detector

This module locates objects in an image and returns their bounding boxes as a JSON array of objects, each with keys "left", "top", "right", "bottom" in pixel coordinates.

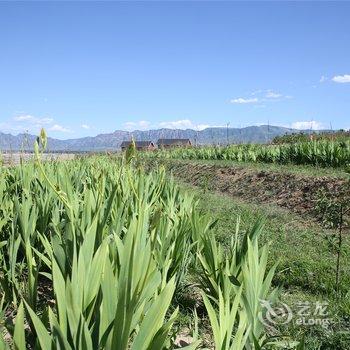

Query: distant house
[
  {"left": 157, "top": 139, "right": 192, "bottom": 149},
  {"left": 120, "top": 141, "right": 155, "bottom": 151}
]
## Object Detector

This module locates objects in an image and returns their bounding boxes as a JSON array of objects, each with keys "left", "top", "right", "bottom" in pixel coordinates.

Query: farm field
[
  {"left": 0, "top": 147, "right": 297, "bottom": 349},
  {"left": 0, "top": 139, "right": 349, "bottom": 349},
  {"left": 140, "top": 152, "right": 350, "bottom": 349},
  {"left": 177, "top": 182, "right": 350, "bottom": 349},
  {"left": 2, "top": 1, "right": 350, "bottom": 349}
]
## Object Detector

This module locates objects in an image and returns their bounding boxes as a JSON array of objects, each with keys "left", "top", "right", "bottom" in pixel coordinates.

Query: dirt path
[{"left": 151, "top": 159, "right": 349, "bottom": 222}]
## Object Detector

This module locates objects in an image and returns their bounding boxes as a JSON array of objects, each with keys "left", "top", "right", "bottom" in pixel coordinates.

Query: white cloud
[
  {"left": 0, "top": 114, "right": 66, "bottom": 135},
  {"left": 320, "top": 76, "right": 327, "bottom": 83},
  {"left": 14, "top": 115, "right": 33, "bottom": 121},
  {"left": 81, "top": 124, "right": 90, "bottom": 129},
  {"left": 159, "top": 119, "right": 194, "bottom": 129},
  {"left": 230, "top": 97, "right": 258, "bottom": 104},
  {"left": 230, "top": 90, "right": 291, "bottom": 105},
  {"left": 195, "top": 124, "right": 211, "bottom": 131},
  {"left": 264, "top": 90, "right": 292, "bottom": 100},
  {"left": 123, "top": 120, "right": 151, "bottom": 131},
  {"left": 265, "top": 91, "right": 282, "bottom": 99},
  {"left": 158, "top": 119, "right": 214, "bottom": 130},
  {"left": 14, "top": 114, "right": 53, "bottom": 124},
  {"left": 291, "top": 121, "right": 325, "bottom": 130},
  {"left": 0, "top": 113, "right": 75, "bottom": 136},
  {"left": 0, "top": 122, "right": 25, "bottom": 133},
  {"left": 123, "top": 119, "right": 218, "bottom": 131},
  {"left": 123, "top": 122, "right": 137, "bottom": 130},
  {"left": 332, "top": 74, "right": 350, "bottom": 83},
  {"left": 49, "top": 124, "right": 72, "bottom": 133},
  {"left": 138, "top": 120, "right": 151, "bottom": 129},
  {"left": 250, "top": 90, "right": 263, "bottom": 96}
]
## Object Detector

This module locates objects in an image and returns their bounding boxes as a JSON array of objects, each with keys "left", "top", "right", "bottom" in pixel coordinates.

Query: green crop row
[
  {"left": 272, "top": 131, "right": 350, "bottom": 145},
  {"left": 144, "top": 140, "right": 350, "bottom": 168}
]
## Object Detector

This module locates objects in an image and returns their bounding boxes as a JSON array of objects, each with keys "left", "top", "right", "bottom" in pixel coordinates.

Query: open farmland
[
  {"left": 2, "top": 0, "right": 350, "bottom": 348},
  {"left": 0, "top": 135, "right": 349, "bottom": 349},
  {"left": 140, "top": 142, "right": 350, "bottom": 349},
  {"left": 0, "top": 143, "right": 298, "bottom": 349}
]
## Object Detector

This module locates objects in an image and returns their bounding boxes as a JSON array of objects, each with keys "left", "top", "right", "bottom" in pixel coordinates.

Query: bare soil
[{"left": 154, "top": 160, "right": 350, "bottom": 222}]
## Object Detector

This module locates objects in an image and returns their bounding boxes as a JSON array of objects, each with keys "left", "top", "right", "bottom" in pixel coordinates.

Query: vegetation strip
[{"left": 144, "top": 139, "right": 350, "bottom": 170}]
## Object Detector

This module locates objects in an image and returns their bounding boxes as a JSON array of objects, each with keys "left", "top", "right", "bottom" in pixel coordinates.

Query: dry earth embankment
[{"left": 147, "top": 159, "right": 349, "bottom": 222}]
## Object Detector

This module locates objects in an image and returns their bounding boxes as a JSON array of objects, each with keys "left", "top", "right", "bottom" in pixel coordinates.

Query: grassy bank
[{"left": 179, "top": 181, "right": 350, "bottom": 348}]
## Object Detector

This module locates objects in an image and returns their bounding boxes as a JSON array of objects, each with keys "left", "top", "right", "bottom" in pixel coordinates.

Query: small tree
[{"left": 316, "top": 186, "right": 350, "bottom": 293}]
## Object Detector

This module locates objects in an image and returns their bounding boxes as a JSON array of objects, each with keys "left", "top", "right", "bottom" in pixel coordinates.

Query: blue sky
[{"left": 0, "top": 1, "right": 349, "bottom": 139}]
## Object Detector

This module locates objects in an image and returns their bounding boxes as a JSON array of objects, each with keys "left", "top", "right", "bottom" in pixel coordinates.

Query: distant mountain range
[{"left": 0, "top": 125, "right": 315, "bottom": 152}]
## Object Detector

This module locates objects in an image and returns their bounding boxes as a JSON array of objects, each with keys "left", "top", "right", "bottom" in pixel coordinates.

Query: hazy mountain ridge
[{"left": 0, "top": 125, "right": 309, "bottom": 152}]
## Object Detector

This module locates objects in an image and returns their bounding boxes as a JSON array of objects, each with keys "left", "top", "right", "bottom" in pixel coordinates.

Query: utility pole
[
  {"left": 330, "top": 121, "right": 334, "bottom": 140},
  {"left": 309, "top": 119, "right": 313, "bottom": 140},
  {"left": 226, "top": 122, "right": 230, "bottom": 145},
  {"left": 239, "top": 124, "right": 242, "bottom": 144}
]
